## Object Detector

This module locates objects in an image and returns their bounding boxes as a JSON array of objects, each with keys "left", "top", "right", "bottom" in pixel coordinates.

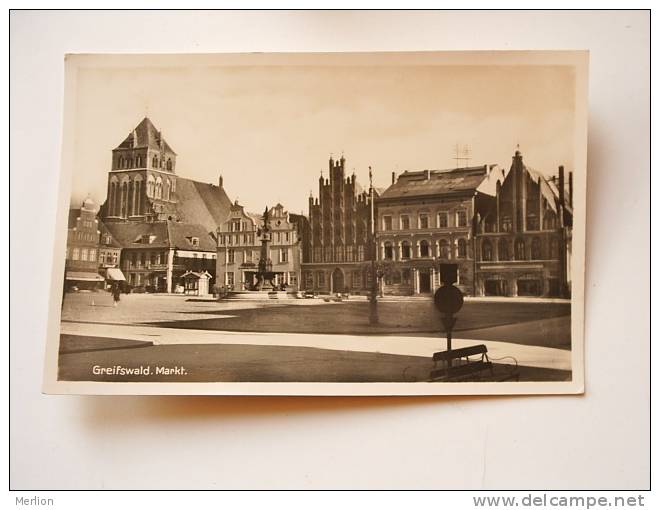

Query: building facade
[
  {"left": 64, "top": 198, "right": 104, "bottom": 290},
  {"left": 97, "top": 220, "right": 122, "bottom": 279},
  {"left": 375, "top": 166, "right": 497, "bottom": 296},
  {"left": 216, "top": 202, "right": 301, "bottom": 290},
  {"left": 474, "top": 150, "right": 573, "bottom": 297},
  {"left": 94, "top": 117, "right": 234, "bottom": 293},
  {"left": 105, "top": 220, "right": 217, "bottom": 293},
  {"left": 301, "top": 156, "right": 376, "bottom": 294}
]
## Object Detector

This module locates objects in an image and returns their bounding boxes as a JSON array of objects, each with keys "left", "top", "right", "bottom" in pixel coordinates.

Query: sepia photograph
[{"left": 42, "top": 50, "right": 588, "bottom": 395}]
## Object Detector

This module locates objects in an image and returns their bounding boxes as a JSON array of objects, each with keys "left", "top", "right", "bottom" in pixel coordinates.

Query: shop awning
[
  {"left": 65, "top": 271, "right": 105, "bottom": 282},
  {"left": 106, "top": 268, "right": 126, "bottom": 281}
]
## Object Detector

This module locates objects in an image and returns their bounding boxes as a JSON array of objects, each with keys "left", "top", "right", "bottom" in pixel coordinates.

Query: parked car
[{"left": 303, "top": 291, "right": 316, "bottom": 299}]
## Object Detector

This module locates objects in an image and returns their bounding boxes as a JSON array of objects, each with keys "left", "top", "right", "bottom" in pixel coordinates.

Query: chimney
[
  {"left": 391, "top": 171, "right": 396, "bottom": 184},
  {"left": 569, "top": 171, "right": 573, "bottom": 208},
  {"left": 558, "top": 166, "right": 565, "bottom": 206},
  {"left": 218, "top": 175, "right": 224, "bottom": 188},
  {"left": 425, "top": 170, "right": 430, "bottom": 180}
]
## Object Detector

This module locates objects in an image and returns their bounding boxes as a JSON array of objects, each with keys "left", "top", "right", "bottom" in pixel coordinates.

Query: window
[
  {"left": 438, "top": 212, "right": 448, "bottom": 228},
  {"left": 484, "top": 215, "right": 496, "bottom": 233},
  {"left": 383, "top": 216, "right": 393, "bottom": 231},
  {"left": 439, "top": 239, "right": 449, "bottom": 259},
  {"left": 550, "top": 238, "right": 559, "bottom": 259},
  {"left": 515, "top": 239, "right": 526, "bottom": 260},
  {"left": 457, "top": 239, "right": 467, "bottom": 258},
  {"left": 88, "top": 249, "right": 96, "bottom": 262},
  {"left": 288, "top": 272, "right": 297, "bottom": 286},
  {"left": 81, "top": 248, "right": 88, "bottom": 261},
  {"left": 401, "top": 241, "right": 411, "bottom": 259},
  {"left": 481, "top": 239, "right": 493, "bottom": 261},
  {"left": 346, "top": 245, "right": 354, "bottom": 262},
  {"left": 227, "top": 249, "right": 235, "bottom": 264},
  {"left": 527, "top": 213, "right": 539, "bottom": 231},
  {"left": 456, "top": 210, "right": 468, "bottom": 228},
  {"left": 531, "top": 238, "right": 542, "bottom": 260},
  {"left": 304, "top": 271, "right": 314, "bottom": 289},
  {"left": 498, "top": 239, "right": 510, "bottom": 261},
  {"left": 419, "top": 214, "right": 429, "bottom": 229},
  {"left": 402, "top": 269, "right": 412, "bottom": 285},
  {"left": 501, "top": 215, "right": 512, "bottom": 233},
  {"left": 317, "top": 271, "right": 325, "bottom": 287},
  {"left": 384, "top": 242, "right": 394, "bottom": 260},
  {"left": 152, "top": 156, "right": 158, "bottom": 168},
  {"left": 226, "top": 272, "right": 234, "bottom": 286},
  {"left": 166, "top": 159, "right": 172, "bottom": 170},
  {"left": 392, "top": 271, "right": 402, "bottom": 284},
  {"left": 72, "top": 248, "right": 79, "bottom": 260},
  {"left": 400, "top": 215, "right": 410, "bottom": 230},
  {"left": 280, "top": 248, "right": 288, "bottom": 263},
  {"left": 420, "top": 240, "right": 430, "bottom": 257},
  {"left": 352, "top": 270, "right": 361, "bottom": 289},
  {"left": 191, "top": 237, "right": 199, "bottom": 247},
  {"left": 357, "top": 245, "right": 365, "bottom": 261},
  {"left": 543, "top": 213, "right": 557, "bottom": 230},
  {"left": 324, "top": 246, "right": 332, "bottom": 262},
  {"left": 314, "top": 247, "right": 322, "bottom": 263},
  {"left": 285, "top": 232, "right": 290, "bottom": 242}
]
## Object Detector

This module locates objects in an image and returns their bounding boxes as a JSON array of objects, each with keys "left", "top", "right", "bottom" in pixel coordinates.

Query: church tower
[{"left": 102, "top": 117, "right": 178, "bottom": 222}]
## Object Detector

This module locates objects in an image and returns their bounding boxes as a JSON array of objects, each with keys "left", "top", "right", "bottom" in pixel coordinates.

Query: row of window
[
  {"left": 480, "top": 237, "right": 561, "bottom": 262},
  {"left": 482, "top": 212, "right": 558, "bottom": 233},
  {"left": 67, "top": 247, "right": 96, "bottom": 262},
  {"left": 222, "top": 248, "right": 290, "bottom": 265},
  {"left": 381, "top": 211, "right": 468, "bottom": 231},
  {"left": 303, "top": 270, "right": 373, "bottom": 289},
  {"left": 219, "top": 231, "right": 293, "bottom": 246},
  {"left": 312, "top": 245, "right": 367, "bottom": 263},
  {"left": 116, "top": 155, "right": 173, "bottom": 171},
  {"left": 382, "top": 239, "right": 468, "bottom": 260},
  {"left": 70, "top": 231, "right": 97, "bottom": 243}
]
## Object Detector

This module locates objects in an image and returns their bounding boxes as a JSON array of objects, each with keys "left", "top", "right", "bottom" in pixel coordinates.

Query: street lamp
[{"left": 368, "top": 166, "right": 379, "bottom": 325}]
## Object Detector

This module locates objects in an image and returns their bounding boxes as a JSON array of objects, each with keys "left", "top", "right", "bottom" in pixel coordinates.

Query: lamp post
[{"left": 368, "top": 166, "right": 379, "bottom": 325}]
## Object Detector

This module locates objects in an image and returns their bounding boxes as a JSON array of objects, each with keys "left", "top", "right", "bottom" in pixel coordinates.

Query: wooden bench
[{"left": 430, "top": 344, "right": 494, "bottom": 381}]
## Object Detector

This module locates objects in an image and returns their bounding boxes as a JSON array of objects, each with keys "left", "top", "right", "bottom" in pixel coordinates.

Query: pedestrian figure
[{"left": 112, "top": 284, "right": 121, "bottom": 307}]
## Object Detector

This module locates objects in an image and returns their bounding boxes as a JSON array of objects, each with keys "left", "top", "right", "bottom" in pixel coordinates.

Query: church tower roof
[{"left": 114, "top": 117, "right": 177, "bottom": 155}]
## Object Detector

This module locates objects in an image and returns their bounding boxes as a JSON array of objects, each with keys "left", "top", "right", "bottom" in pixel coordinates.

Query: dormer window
[{"left": 191, "top": 237, "right": 199, "bottom": 247}]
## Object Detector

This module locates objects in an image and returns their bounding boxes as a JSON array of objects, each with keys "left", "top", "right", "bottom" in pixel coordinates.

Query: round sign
[{"left": 434, "top": 285, "right": 464, "bottom": 315}]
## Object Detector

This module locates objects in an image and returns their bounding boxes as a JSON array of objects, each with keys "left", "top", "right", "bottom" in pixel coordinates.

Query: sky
[{"left": 70, "top": 62, "right": 576, "bottom": 214}]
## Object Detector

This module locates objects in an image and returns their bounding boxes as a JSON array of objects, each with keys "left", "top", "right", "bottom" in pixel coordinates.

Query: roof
[
  {"left": 174, "top": 177, "right": 233, "bottom": 233},
  {"left": 114, "top": 117, "right": 176, "bottom": 155},
  {"left": 102, "top": 220, "right": 217, "bottom": 252},
  {"left": 525, "top": 165, "right": 573, "bottom": 215},
  {"left": 379, "top": 165, "right": 489, "bottom": 200},
  {"left": 476, "top": 164, "right": 508, "bottom": 197},
  {"left": 166, "top": 221, "right": 217, "bottom": 251},
  {"left": 102, "top": 222, "right": 171, "bottom": 249},
  {"left": 98, "top": 220, "right": 123, "bottom": 248}
]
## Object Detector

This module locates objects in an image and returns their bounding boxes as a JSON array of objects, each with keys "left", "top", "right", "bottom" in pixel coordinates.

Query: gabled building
[
  {"left": 474, "top": 150, "right": 573, "bottom": 297},
  {"left": 375, "top": 165, "right": 498, "bottom": 296},
  {"left": 99, "top": 117, "right": 232, "bottom": 233},
  {"left": 104, "top": 220, "right": 217, "bottom": 293},
  {"left": 64, "top": 198, "right": 104, "bottom": 291},
  {"left": 94, "top": 117, "right": 235, "bottom": 293},
  {"left": 302, "top": 155, "right": 378, "bottom": 294},
  {"left": 216, "top": 201, "right": 301, "bottom": 290}
]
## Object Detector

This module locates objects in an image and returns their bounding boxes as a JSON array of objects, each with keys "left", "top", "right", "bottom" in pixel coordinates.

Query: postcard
[{"left": 42, "top": 51, "right": 588, "bottom": 395}]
